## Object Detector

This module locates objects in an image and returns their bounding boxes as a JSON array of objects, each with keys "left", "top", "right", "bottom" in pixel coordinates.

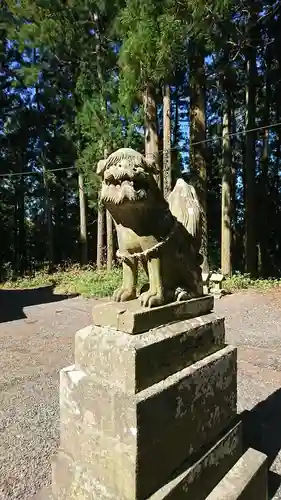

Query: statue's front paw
[
  {"left": 113, "top": 287, "right": 136, "bottom": 302},
  {"left": 139, "top": 290, "right": 165, "bottom": 308}
]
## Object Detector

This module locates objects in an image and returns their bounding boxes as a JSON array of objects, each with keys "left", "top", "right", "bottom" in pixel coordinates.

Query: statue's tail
[{"left": 168, "top": 179, "right": 202, "bottom": 253}]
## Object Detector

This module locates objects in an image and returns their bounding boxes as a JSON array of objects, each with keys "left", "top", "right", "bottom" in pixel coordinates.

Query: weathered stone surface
[
  {"left": 205, "top": 448, "right": 268, "bottom": 500},
  {"left": 92, "top": 295, "right": 214, "bottom": 334},
  {"left": 149, "top": 421, "right": 242, "bottom": 499},
  {"left": 52, "top": 450, "right": 118, "bottom": 500},
  {"left": 33, "top": 487, "right": 53, "bottom": 500},
  {"left": 58, "top": 345, "right": 237, "bottom": 499},
  {"left": 46, "top": 421, "right": 242, "bottom": 500},
  {"left": 75, "top": 313, "right": 225, "bottom": 393}
]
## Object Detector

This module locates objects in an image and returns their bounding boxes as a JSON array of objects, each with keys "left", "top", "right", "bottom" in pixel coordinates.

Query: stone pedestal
[{"left": 36, "top": 297, "right": 267, "bottom": 499}]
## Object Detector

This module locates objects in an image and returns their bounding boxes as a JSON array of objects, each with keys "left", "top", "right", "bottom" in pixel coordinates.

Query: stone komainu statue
[{"left": 97, "top": 148, "right": 203, "bottom": 308}]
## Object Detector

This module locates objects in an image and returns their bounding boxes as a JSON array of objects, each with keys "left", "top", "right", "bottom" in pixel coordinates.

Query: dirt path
[{"left": 0, "top": 288, "right": 281, "bottom": 499}]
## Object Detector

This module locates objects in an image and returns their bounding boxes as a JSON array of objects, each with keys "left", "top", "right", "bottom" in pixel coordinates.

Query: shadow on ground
[
  {"left": 242, "top": 388, "right": 281, "bottom": 499},
  {"left": 0, "top": 286, "right": 77, "bottom": 323}
]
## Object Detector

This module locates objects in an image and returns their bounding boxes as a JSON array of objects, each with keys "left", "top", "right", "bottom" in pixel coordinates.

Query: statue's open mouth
[{"left": 101, "top": 170, "right": 149, "bottom": 205}]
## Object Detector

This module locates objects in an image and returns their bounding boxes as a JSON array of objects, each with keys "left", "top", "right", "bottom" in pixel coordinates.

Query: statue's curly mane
[
  {"left": 98, "top": 148, "right": 158, "bottom": 205},
  {"left": 104, "top": 148, "right": 147, "bottom": 168},
  {"left": 97, "top": 148, "right": 157, "bottom": 177}
]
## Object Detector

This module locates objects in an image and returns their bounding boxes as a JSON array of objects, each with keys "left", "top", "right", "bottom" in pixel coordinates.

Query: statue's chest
[
  {"left": 116, "top": 225, "right": 142, "bottom": 253},
  {"left": 115, "top": 224, "right": 159, "bottom": 255}
]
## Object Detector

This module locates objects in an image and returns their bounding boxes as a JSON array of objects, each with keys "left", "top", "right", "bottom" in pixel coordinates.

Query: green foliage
[
  {"left": 2, "top": 266, "right": 281, "bottom": 298},
  {"left": 117, "top": 0, "right": 232, "bottom": 101},
  {"left": 0, "top": 264, "right": 148, "bottom": 297},
  {"left": 224, "top": 273, "right": 281, "bottom": 293},
  {"left": 77, "top": 87, "right": 144, "bottom": 206},
  {"left": 117, "top": 1, "right": 185, "bottom": 87}
]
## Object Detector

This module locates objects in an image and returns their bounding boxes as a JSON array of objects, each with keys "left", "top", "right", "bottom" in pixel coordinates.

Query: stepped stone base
[
  {"left": 34, "top": 298, "right": 268, "bottom": 500},
  {"left": 206, "top": 448, "right": 268, "bottom": 500},
  {"left": 92, "top": 295, "right": 214, "bottom": 334},
  {"left": 57, "top": 348, "right": 237, "bottom": 498},
  {"left": 35, "top": 441, "right": 267, "bottom": 500},
  {"left": 36, "top": 421, "right": 242, "bottom": 500},
  {"left": 149, "top": 421, "right": 242, "bottom": 500}
]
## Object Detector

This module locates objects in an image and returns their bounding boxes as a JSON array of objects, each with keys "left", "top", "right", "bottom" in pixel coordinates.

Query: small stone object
[{"left": 210, "top": 273, "right": 225, "bottom": 299}]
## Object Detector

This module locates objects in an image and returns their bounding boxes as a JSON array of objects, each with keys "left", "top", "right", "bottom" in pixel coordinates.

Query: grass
[
  {"left": 224, "top": 272, "right": 281, "bottom": 293},
  {"left": 0, "top": 264, "right": 147, "bottom": 298},
  {"left": 1, "top": 265, "right": 281, "bottom": 298}
]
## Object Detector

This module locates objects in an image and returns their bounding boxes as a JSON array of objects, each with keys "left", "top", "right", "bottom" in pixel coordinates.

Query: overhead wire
[
  {"left": 1, "top": 120, "right": 281, "bottom": 178},
  {"left": 0, "top": 165, "right": 77, "bottom": 178}
]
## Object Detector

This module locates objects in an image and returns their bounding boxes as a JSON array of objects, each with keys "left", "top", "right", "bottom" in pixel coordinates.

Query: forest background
[{"left": 1, "top": 0, "right": 281, "bottom": 295}]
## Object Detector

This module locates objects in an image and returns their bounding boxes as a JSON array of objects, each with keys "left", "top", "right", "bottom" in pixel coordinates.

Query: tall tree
[
  {"left": 96, "top": 206, "right": 104, "bottom": 270},
  {"left": 42, "top": 164, "right": 54, "bottom": 268},
  {"left": 163, "top": 84, "right": 172, "bottom": 199},
  {"left": 143, "top": 83, "right": 159, "bottom": 184},
  {"left": 78, "top": 171, "right": 88, "bottom": 265},
  {"left": 189, "top": 44, "right": 208, "bottom": 272},
  {"left": 106, "top": 210, "right": 114, "bottom": 272},
  {"left": 244, "top": 3, "right": 259, "bottom": 276},
  {"left": 96, "top": 148, "right": 108, "bottom": 270},
  {"left": 221, "top": 95, "right": 232, "bottom": 275},
  {"left": 117, "top": 0, "right": 189, "bottom": 174},
  {"left": 257, "top": 38, "right": 272, "bottom": 276}
]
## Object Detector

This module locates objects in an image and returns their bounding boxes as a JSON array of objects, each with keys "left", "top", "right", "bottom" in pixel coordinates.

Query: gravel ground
[
  {"left": 0, "top": 287, "right": 281, "bottom": 499},
  {"left": 216, "top": 290, "right": 281, "bottom": 499}
]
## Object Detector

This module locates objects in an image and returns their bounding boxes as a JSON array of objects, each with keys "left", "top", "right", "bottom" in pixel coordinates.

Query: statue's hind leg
[{"left": 178, "top": 267, "right": 203, "bottom": 300}]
